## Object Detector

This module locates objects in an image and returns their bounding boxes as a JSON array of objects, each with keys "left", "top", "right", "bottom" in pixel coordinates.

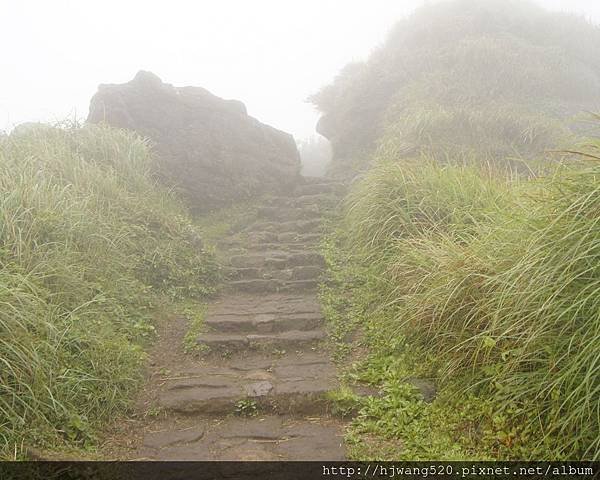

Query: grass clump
[
  {"left": 344, "top": 155, "right": 513, "bottom": 257},
  {"left": 0, "top": 123, "right": 219, "bottom": 458},
  {"left": 323, "top": 136, "right": 600, "bottom": 459},
  {"left": 234, "top": 399, "right": 258, "bottom": 417}
]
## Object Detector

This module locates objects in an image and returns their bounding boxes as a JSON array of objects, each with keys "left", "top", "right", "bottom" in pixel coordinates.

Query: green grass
[
  {"left": 182, "top": 304, "right": 209, "bottom": 355},
  {"left": 0, "top": 123, "right": 219, "bottom": 458},
  {"left": 311, "top": 0, "right": 600, "bottom": 176},
  {"left": 321, "top": 136, "right": 600, "bottom": 460},
  {"left": 312, "top": 0, "right": 600, "bottom": 460}
]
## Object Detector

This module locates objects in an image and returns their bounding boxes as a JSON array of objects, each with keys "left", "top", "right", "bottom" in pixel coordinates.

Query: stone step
[
  {"left": 257, "top": 206, "right": 321, "bottom": 222},
  {"left": 244, "top": 231, "right": 321, "bottom": 246},
  {"left": 242, "top": 242, "right": 320, "bottom": 253},
  {"left": 206, "top": 293, "right": 322, "bottom": 316},
  {"left": 206, "top": 311, "right": 323, "bottom": 333},
  {"left": 244, "top": 219, "right": 323, "bottom": 235},
  {"left": 221, "top": 242, "right": 322, "bottom": 256},
  {"left": 243, "top": 231, "right": 279, "bottom": 244},
  {"left": 269, "top": 193, "right": 339, "bottom": 209},
  {"left": 223, "top": 267, "right": 262, "bottom": 280},
  {"left": 226, "top": 251, "right": 325, "bottom": 269},
  {"left": 136, "top": 415, "right": 345, "bottom": 460},
  {"left": 275, "top": 232, "right": 321, "bottom": 244},
  {"left": 219, "top": 233, "right": 321, "bottom": 251},
  {"left": 228, "top": 278, "right": 319, "bottom": 293},
  {"left": 158, "top": 353, "right": 336, "bottom": 416},
  {"left": 197, "top": 329, "right": 325, "bottom": 351},
  {"left": 225, "top": 265, "right": 322, "bottom": 282},
  {"left": 293, "top": 183, "right": 345, "bottom": 197}
]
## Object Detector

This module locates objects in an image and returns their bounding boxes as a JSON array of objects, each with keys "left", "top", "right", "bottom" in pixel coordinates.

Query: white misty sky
[{"left": 1, "top": 0, "right": 599, "bottom": 140}]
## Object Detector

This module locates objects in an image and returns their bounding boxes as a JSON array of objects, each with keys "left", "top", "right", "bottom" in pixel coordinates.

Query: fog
[{"left": 1, "top": 0, "right": 599, "bottom": 140}]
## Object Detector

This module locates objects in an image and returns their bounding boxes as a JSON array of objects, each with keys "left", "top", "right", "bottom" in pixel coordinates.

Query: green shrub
[{"left": 0, "top": 124, "right": 218, "bottom": 458}]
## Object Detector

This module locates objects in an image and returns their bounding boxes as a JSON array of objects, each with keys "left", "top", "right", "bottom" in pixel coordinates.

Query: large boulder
[{"left": 87, "top": 71, "right": 301, "bottom": 211}]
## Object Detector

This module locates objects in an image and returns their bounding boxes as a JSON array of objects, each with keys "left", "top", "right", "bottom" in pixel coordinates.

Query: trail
[{"left": 110, "top": 178, "right": 347, "bottom": 460}]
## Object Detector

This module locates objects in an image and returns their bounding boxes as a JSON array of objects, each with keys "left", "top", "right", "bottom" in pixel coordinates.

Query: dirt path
[{"left": 105, "top": 178, "right": 346, "bottom": 460}]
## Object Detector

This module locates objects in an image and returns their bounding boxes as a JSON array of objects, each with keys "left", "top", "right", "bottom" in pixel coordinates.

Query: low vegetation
[
  {"left": 321, "top": 133, "right": 600, "bottom": 459},
  {"left": 311, "top": 0, "right": 600, "bottom": 175},
  {"left": 314, "top": 0, "right": 599, "bottom": 460},
  {"left": 0, "top": 124, "right": 219, "bottom": 458}
]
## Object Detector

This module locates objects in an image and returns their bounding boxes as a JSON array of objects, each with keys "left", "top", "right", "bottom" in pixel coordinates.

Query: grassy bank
[
  {"left": 322, "top": 139, "right": 599, "bottom": 460},
  {"left": 0, "top": 124, "right": 219, "bottom": 458}
]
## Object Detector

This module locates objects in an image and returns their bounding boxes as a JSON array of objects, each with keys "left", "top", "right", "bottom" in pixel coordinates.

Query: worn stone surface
[
  {"left": 207, "top": 293, "right": 322, "bottom": 315},
  {"left": 245, "top": 219, "right": 324, "bottom": 235},
  {"left": 205, "top": 296, "right": 323, "bottom": 333},
  {"left": 196, "top": 329, "right": 326, "bottom": 352},
  {"left": 228, "top": 278, "right": 319, "bottom": 293},
  {"left": 143, "top": 427, "right": 206, "bottom": 450},
  {"left": 135, "top": 416, "right": 345, "bottom": 461},
  {"left": 87, "top": 71, "right": 301, "bottom": 210},
  {"left": 226, "top": 251, "right": 324, "bottom": 270}
]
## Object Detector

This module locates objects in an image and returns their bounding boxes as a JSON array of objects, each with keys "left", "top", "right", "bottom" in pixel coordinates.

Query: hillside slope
[
  {"left": 311, "top": 0, "right": 600, "bottom": 175},
  {"left": 0, "top": 124, "right": 218, "bottom": 458},
  {"left": 315, "top": 0, "right": 600, "bottom": 461}
]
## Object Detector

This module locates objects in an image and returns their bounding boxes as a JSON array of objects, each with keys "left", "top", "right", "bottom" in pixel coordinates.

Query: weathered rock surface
[
  {"left": 87, "top": 71, "right": 301, "bottom": 210},
  {"left": 136, "top": 416, "right": 345, "bottom": 461},
  {"left": 159, "top": 352, "right": 336, "bottom": 414}
]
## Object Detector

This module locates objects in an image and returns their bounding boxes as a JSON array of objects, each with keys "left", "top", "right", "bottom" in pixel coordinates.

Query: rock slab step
[
  {"left": 197, "top": 329, "right": 326, "bottom": 351},
  {"left": 158, "top": 352, "right": 337, "bottom": 414},
  {"left": 137, "top": 416, "right": 345, "bottom": 461}
]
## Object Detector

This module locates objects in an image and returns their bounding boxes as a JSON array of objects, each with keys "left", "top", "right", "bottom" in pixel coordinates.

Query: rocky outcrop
[{"left": 87, "top": 71, "right": 301, "bottom": 211}]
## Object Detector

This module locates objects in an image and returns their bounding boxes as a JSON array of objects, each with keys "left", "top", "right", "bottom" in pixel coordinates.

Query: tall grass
[
  {"left": 341, "top": 139, "right": 599, "bottom": 458},
  {"left": 0, "top": 124, "right": 218, "bottom": 458},
  {"left": 345, "top": 156, "right": 513, "bottom": 257}
]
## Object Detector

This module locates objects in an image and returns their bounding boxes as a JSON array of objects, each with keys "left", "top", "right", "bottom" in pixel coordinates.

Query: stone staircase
[{"left": 134, "top": 178, "right": 347, "bottom": 460}]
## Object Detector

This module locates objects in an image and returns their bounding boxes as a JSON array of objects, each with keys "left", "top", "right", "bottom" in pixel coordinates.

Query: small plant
[
  {"left": 326, "top": 387, "right": 364, "bottom": 417},
  {"left": 182, "top": 305, "right": 208, "bottom": 354},
  {"left": 145, "top": 405, "right": 163, "bottom": 418},
  {"left": 235, "top": 399, "right": 258, "bottom": 417}
]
